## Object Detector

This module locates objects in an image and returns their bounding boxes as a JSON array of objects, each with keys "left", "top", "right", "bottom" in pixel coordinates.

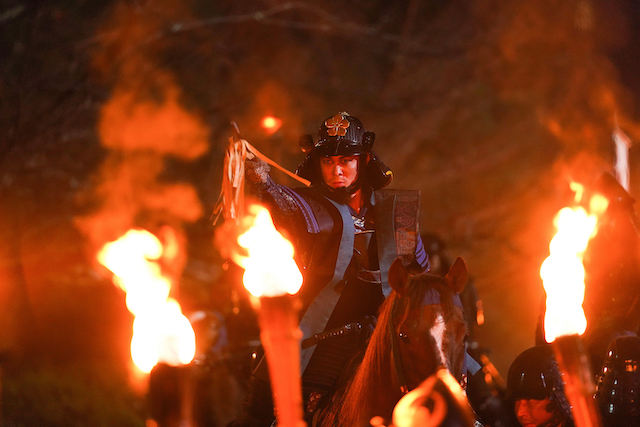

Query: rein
[{"left": 389, "top": 297, "right": 410, "bottom": 395}]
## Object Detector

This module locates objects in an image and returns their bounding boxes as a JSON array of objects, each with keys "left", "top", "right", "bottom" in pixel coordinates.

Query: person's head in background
[
  {"left": 506, "top": 345, "right": 574, "bottom": 427},
  {"left": 420, "top": 233, "right": 451, "bottom": 277}
]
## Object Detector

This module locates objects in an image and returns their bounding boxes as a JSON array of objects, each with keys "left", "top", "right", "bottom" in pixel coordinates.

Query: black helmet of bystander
[
  {"left": 595, "top": 335, "right": 640, "bottom": 426},
  {"left": 506, "top": 345, "right": 574, "bottom": 426}
]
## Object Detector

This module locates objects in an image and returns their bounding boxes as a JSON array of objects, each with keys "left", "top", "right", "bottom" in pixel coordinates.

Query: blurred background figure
[
  {"left": 188, "top": 308, "right": 248, "bottom": 427},
  {"left": 505, "top": 345, "right": 573, "bottom": 427},
  {"left": 581, "top": 173, "right": 640, "bottom": 375},
  {"left": 421, "top": 233, "right": 512, "bottom": 427},
  {"left": 594, "top": 335, "right": 640, "bottom": 426}
]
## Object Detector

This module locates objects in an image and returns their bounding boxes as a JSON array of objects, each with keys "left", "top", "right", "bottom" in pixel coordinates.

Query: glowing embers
[
  {"left": 98, "top": 229, "right": 195, "bottom": 373},
  {"left": 540, "top": 183, "right": 608, "bottom": 342},
  {"left": 233, "top": 204, "right": 302, "bottom": 298}
]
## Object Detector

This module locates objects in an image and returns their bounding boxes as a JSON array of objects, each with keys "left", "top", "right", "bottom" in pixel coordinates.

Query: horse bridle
[
  {"left": 389, "top": 297, "right": 411, "bottom": 395},
  {"left": 388, "top": 287, "right": 465, "bottom": 396}
]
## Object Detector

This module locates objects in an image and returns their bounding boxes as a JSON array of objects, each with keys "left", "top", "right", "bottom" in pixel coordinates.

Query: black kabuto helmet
[
  {"left": 506, "top": 345, "right": 574, "bottom": 426},
  {"left": 295, "top": 112, "right": 393, "bottom": 191},
  {"left": 595, "top": 335, "right": 640, "bottom": 426}
]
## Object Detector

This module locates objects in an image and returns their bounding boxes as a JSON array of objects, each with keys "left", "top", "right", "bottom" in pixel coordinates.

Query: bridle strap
[
  {"left": 388, "top": 298, "right": 409, "bottom": 395},
  {"left": 388, "top": 291, "right": 464, "bottom": 396}
]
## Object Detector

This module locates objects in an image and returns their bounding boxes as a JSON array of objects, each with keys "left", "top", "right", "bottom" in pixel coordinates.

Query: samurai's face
[
  {"left": 319, "top": 155, "right": 359, "bottom": 189},
  {"left": 514, "top": 398, "right": 554, "bottom": 427}
]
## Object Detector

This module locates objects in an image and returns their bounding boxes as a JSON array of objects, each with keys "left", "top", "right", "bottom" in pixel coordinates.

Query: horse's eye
[{"left": 399, "top": 332, "right": 409, "bottom": 341}]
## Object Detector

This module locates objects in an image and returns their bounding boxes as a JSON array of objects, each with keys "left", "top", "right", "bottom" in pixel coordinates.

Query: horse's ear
[
  {"left": 388, "top": 257, "right": 409, "bottom": 295},
  {"left": 445, "top": 257, "right": 468, "bottom": 293}
]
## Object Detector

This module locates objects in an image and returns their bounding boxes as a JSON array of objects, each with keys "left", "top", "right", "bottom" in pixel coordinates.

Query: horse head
[
  {"left": 315, "top": 257, "right": 469, "bottom": 426},
  {"left": 387, "top": 256, "right": 469, "bottom": 393}
]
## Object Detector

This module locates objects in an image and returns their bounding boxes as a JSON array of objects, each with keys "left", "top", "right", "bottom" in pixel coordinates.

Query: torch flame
[
  {"left": 540, "top": 184, "right": 608, "bottom": 342},
  {"left": 97, "top": 229, "right": 196, "bottom": 373},
  {"left": 570, "top": 181, "right": 584, "bottom": 203},
  {"left": 234, "top": 204, "right": 302, "bottom": 298}
]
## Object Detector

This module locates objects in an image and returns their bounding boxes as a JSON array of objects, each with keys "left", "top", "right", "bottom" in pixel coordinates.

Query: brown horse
[{"left": 314, "top": 256, "right": 469, "bottom": 427}]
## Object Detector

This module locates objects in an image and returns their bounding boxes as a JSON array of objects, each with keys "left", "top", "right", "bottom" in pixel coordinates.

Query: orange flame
[
  {"left": 97, "top": 229, "right": 196, "bottom": 373},
  {"left": 233, "top": 204, "right": 302, "bottom": 297},
  {"left": 540, "top": 184, "right": 608, "bottom": 342}
]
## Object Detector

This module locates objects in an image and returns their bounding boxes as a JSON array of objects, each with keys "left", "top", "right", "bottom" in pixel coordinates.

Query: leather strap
[{"left": 389, "top": 298, "right": 409, "bottom": 395}]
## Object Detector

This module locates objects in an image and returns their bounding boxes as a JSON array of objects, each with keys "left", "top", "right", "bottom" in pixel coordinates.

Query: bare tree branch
[
  {"left": 76, "top": 1, "right": 466, "bottom": 57},
  {"left": 0, "top": 4, "right": 25, "bottom": 23}
]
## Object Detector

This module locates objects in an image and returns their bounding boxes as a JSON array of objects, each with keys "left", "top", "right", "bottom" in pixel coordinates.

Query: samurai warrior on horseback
[{"left": 227, "top": 112, "right": 430, "bottom": 426}]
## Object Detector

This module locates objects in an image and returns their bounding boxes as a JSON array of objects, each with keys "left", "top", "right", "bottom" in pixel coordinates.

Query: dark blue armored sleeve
[
  {"left": 253, "top": 176, "right": 320, "bottom": 235},
  {"left": 415, "top": 234, "right": 430, "bottom": 272}
]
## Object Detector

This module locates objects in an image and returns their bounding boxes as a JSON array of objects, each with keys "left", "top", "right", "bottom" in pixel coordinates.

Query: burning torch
[
  {"left": 216, "top": 203, "right": 306, "bottom": 427},
  {"left": 212, "top": 122, "right": 310, "bottom": 427},
  {"left": 97, "top": 228, "right": 197, "bottom": 427},
  {"left": 540, "top": 184, "right": 608, "bottom": 427}
]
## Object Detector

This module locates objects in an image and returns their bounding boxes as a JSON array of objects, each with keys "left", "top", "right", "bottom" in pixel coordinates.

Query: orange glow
[
  {"left": 98, "top": 229, "right": 196, "bottom": 373},
  {"left": 540, "top": 185, "right": 608, "bottom": 342},
  {"left": 476, "top": 300, "right": 485, "bottom": 326},
  {"left": 233, "top": 204, "right": 302, "bottom": 297},
  {"left": 569, "top": 182, "right": 584, "bottom": 203},
  {"left": 260, "top": 116, "right": 283, "bottom": 134}
]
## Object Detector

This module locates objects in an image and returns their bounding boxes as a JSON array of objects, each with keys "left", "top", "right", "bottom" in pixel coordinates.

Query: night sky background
[{"left": 2, "top": 0, "right": 640, "bottom": 425}]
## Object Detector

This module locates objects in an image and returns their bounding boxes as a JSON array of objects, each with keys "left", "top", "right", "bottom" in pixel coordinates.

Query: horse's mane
[{"left": 318, "top": 273, "right": 457, "bottom": 427}]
